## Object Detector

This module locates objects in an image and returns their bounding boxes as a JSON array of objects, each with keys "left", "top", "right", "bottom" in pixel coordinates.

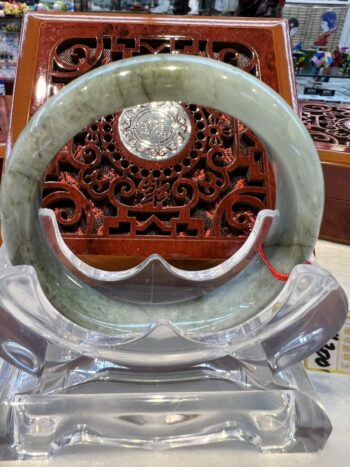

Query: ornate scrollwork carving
[
  {"left": 43, "top": 34, "right": 274, "bottom": 258},
  {"left": 51, "top": 37, "right": 259, "bottom": 84},
  {"left": 300, "top": 102, "right": 350, "bottom": 148}
]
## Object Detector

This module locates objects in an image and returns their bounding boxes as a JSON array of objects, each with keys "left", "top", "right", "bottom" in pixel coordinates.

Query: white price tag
[{"left": 305, "top": 312, "right": 350, "bottom": 374}]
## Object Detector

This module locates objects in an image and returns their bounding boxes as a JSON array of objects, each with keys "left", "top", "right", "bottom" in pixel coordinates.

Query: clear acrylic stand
[
  {"left": 0, "top": 361, "right": 334, "bottom": 458},
  {"left": 0, "top": 212, "right": 347, "bottom": 459}
]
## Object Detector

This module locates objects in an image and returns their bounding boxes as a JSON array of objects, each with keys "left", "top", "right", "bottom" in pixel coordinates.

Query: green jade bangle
[{"left": 0, "top": 55, "right": 324, "bottom": 334}]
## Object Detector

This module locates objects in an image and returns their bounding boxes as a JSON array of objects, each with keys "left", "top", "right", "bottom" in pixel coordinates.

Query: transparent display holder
[{"left": 0, "top": 209, "right": 346, "bottom": 460}]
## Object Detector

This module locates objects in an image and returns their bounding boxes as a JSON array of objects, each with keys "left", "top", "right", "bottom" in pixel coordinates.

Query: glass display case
[
  {"left": 0, "top": 16, "right": 21, "bottom": 94},
  {"left": 283, "top": 1, "right": 350, "bottom": 102}
]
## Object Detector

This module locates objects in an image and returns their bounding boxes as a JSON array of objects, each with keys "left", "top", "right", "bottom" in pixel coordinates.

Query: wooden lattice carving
[
  {"left": 300, "top": 101, "right": 350, "bottom": 150},
  {"left": 10, "top": 14, "right": 297, "bottom": 262}
]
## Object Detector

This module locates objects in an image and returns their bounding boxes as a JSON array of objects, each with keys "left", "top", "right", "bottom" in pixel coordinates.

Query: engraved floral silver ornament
[
  {"left": 0, "top": 55, "right": 324, "bottom": 334},
  {"left": 118, "top": 101, "right": 192, "bottom": 160}
]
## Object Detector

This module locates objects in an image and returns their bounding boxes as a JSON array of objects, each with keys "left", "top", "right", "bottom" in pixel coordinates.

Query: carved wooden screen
[
  {"left": 300, "top": 100, "right": 350, "bottom": 245},
  {"left": 300, "top": 101, "right": 350, "bottom": 158},
  {"left": 9, "top": 13, "right": 297, "bottom": 264}
]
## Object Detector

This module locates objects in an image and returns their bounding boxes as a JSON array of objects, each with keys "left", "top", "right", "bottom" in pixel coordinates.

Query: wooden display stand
[
  {"left": 300, "top": 101, "right": 350, "bottom": 245},
  {"left": 2, "top": 12, "right": 301, "bottom": 268},
  {"left": 7, "top": 14, "right": 350, "bottom": 264}
]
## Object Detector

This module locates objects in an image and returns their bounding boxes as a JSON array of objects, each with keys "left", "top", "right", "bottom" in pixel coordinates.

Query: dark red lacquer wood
[
  {"left": 0, "top": 95, "right": 10, "bottom": 171},
  {"left": 300, "top": 101, "right": 350, "bottom": 153},
  {"left": 300, "top": 100, "right": 350, "bottom": 244},
  {"left": 8, "top": 13, "right": 298, "bottom": 266}
]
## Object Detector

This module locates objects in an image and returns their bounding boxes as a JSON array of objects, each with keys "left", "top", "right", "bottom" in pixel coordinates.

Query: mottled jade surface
[{"left": 0, "top": 55, "right": 324, "bottom": 333}]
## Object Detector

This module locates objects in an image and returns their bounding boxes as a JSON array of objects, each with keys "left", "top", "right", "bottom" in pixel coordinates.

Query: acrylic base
[
  {"left": 0, "top": 244, "right": 347, "bottom": 459},
  {"left": 0, "top": 359, "right": 332, "bottom": 459}
]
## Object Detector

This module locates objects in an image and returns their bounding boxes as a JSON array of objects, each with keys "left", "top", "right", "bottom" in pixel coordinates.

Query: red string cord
[
  {"left": 257, "top": 244, "right": 290, "bottom": 281},
  {"left": 257, "top": 244, "right": 315, "bottom": 282}
]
